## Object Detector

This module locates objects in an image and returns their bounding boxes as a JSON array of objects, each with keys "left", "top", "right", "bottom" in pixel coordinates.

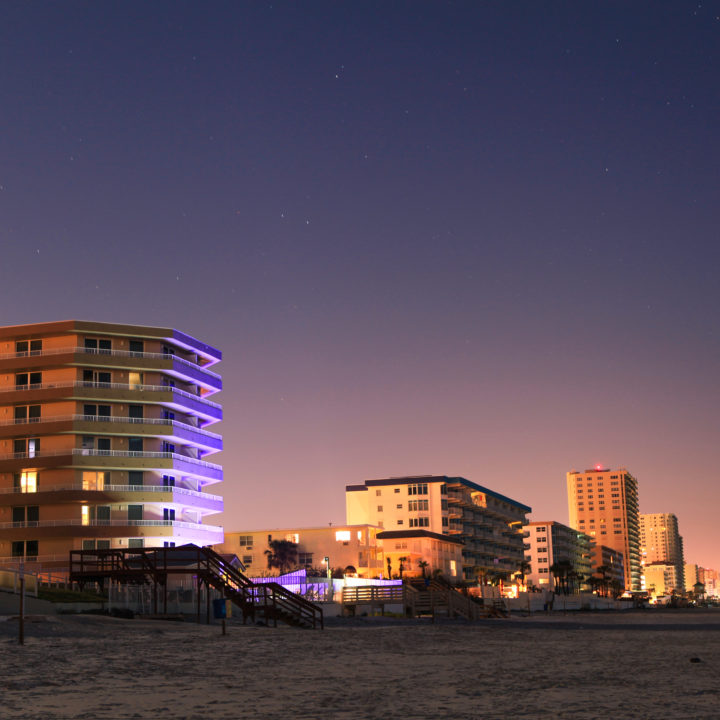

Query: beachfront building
[
  {"left": 591, "top": 544, "right": 625, "bottom": 589},
  {"left": 377, "top": 529, "right": 464, "bottom": 582},
  {"left": 0, "top": 320, "right": 223, "bottom": 572},
  {"left": 216, "top": 525, "right": 384, "bottom": 578},
  {"left": 346, "top": 475, "right": 531, "bottom": 582},
  {"left": 567, "top": 466, "right": 641, "bottom": 591},
  {"left": 640, "top": 512, "right": 684, "bottom": 593},
  {"left": 643, "top": 562, "right": 679, "bottom": 599},
  {"left": 524, "top": 520, "right": 593, "bottom": 591}
]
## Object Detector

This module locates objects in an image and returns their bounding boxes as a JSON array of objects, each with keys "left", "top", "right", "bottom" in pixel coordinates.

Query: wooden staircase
[{"left": 69, "top": 544, "right": 323, "bottom": 629}]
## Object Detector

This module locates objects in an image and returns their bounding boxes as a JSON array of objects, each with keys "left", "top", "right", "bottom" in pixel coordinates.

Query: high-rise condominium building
[
  {"left": 346, "top": 475, "right": 530, "bottom": 582},
  {"left": 640, "top": 512, "right": 684, "bottom": 593},
  {"left": 0, "top": 320, "right": 223, "bottom": 571},
  {"left": 567, "top": 466, "right": 641, "bottom": 591}
]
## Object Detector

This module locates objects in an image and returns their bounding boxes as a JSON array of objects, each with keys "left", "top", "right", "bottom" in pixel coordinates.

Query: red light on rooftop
[{"left": 595, "top": 464, "right": 602, "bottom": 470}]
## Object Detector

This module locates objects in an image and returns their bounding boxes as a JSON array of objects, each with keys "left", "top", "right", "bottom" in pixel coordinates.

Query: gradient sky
[{"left": 1, "top": 2, "right": 719, "bottom": 569}]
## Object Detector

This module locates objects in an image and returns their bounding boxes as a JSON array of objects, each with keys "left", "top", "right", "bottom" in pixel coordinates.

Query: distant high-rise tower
[
  {"left": 567, "top": 466, "right": 641, "bottom": 591},
  {"left": 640, "top": 513, "right": 685, "bottom": 593},
  {"left": 0, "top": 320, "right": 223, "bottom": 573}
]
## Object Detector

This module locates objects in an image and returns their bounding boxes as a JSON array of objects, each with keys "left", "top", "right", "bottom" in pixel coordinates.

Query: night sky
[{"left": 1, "top": 2, "right": 718, "bottom": 569}]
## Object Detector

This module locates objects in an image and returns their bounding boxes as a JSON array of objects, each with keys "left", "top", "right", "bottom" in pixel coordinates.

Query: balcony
[
  {"left": 0, "top": 518, "right": 224, "bottom": 543},
  {"left": 0, "top": 482, "right": 223, "bottom": 512},
  {"left": 0, "top": 414, "right": 222, "bottom": 453},
  {"left": 0, "top": 346, "right": 221, "bottom": 393},
  {"left": 0, "top": 381, "right": 222, "bottom": 423},
  {"left": 0, "top": 448, "right": 223, "bottom": 483}
]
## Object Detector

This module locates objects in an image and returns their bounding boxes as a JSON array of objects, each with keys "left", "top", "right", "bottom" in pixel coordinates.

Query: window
[
  {"left": 128, "top": 505, "right": 143, "bottom": 521},
  {"left": 128, "top": 405, "right": 143, "bottom": 420},
  {"left": 129, "top": 340, "right": 144, "bottom": 353},
  {"left": 128, "top": 437, "right": 143, "bottom": 452},
  {"left": 161, "top": 474, "right": 174, "bottom": 487},
  {"left": 396, "top": 504, "right": 403, "bottom": 509},
  {"left": 397, "top": 519, "right": 404, "bottom": 525},
  {"left": 394, "top": 488, "right": 400, "bottom": 493},
  {"left": 82, "top": 471, "right": 108, "bottom": 490},
  {"left": 377, "top": 505, "right": 383, "bottom": 512},
  {"left": 335, "top": 530, "right": 351, "bottom": 542},
  {"left": 298, "top": 553, "right": 313, "bottom": 566},
  {"left": 441, "top": 499, "right": 448, "bottom": 510},
  {"left": 408, "top": 484, "right": 428, "bottom": 495},
  {"left": 238, "top": 535, "right": 253, "bottom": 547},
  {"left": 15, "top": 372, "right": 42, "bottom": 388},
  {"left": 376, "top": 489, "right": 382, "bottom": 496},
  {"left": 163, "top": 508, "right": 176, "bottom": 521},
  {"left": 285, "top": 533, "right": 299, "bottom": 543},
  {"left": 442, "top": 517, "right": 449, "bottom": 526},
  {"left": 84, "top": 338, "right": 112, "bottom": 353},
  {"left": 408, "top": 499, "right": 429, "bottom": 512},
  {"left": 129, "top": 372, "right": 143, "bottom": 389},
  {"left": 83, "top": 369, "right": 111, "bottom": 385},
  {"left": 409, "top": 517, "right": 429, "bottom": 528},
  {"left": 538, "top": 558, "right": 548, "bottom": 563},
  {"left": 130, "top": 471, "right": 144, "bottom": 486},
  {"left": 537, "top": 547, "right": 548, "bottom": 553},
  {"left": 14, "top": 438, "right": 40, "bottom": 458},
  {"left": 96, "top": 506, "right": 110, "bottom": 522},
  {"left": 84, "top": 404, "right": 111, "bottom": 418},
  {"left": 14, "top": 471, "right": 38, "bottom": 493},
  {"left": 14, "top": 406, "right": 40, "bottom": 423},
  {"left": 128, "top": 539, "right": 144, "bottom": 548},
  {"left": 15, "top": 339, "right": 42, "bottom": 355}
]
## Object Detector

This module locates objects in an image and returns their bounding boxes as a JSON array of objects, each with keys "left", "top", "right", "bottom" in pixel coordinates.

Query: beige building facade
[
  {"left": 346, "top": 475, "right": 530, "bottom": 582},
  {"left": 217, "top": 525, "right": 383, "bottom": 578},
  {"left": 567, "top": 467, "right": 641, "bottom": 591},
  {"left": 525, "top": 520, "right": 593, "bottom": 590},
  {"left": 640, "top": 512, "right": 684, "bottom": 592},
  {"left": 644, "top": 562, "right": 679, "bottom": 598},
  {"left": 0, "top": 320, "right": 223, "bottom": 571}
]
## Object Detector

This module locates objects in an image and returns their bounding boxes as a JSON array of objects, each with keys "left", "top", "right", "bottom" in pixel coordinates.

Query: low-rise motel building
[
  {"left": 216, "top": 525, "right": 384, "bottom": 578},
  {"left": 345, "top": 475, "right": 531, "bottom": 583},
  {"left": 524, "top": 520, "right": 593, "bottom": 590},
  {"left": 0, "top": 320, "right": 223, "bottom": 573},
  {"left": 591, "top": 544, "right": 625, "bottom": 588}
]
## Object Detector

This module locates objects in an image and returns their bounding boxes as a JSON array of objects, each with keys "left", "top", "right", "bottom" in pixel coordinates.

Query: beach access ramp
[{"left": 69, "top": 544, "right": 323, "bottom": 629}]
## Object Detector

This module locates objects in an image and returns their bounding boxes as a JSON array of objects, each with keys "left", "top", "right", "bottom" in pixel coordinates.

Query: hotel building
[
  {"left": 524, "top": 520, "right": 593, "bottom": 590},
  {"left": 567, "top": 467, "right": 641, "bottom": 591},
  {"left": 0, "top": 320, "right": 223, "bottom": 571},
  {"left": 639, "top": 512, "right": 684, "bottom": 593},
  {"left": 591, "top": 544, "right": 625, "bottom": 588},
  {"left": 643, "top": 562, "right": 679, "bottom": 598},
  {"left": 346, "top": 475, "right": 530, "bottom": 582}
]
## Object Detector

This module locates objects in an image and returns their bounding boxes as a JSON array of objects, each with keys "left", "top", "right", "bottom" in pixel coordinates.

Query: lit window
[
  {"left": 335, "top": 530, "right": 351, "bottom": 542},
  {"left": 285, "top": 533, "right": 299, "bottom": 543},
  {"left": 81, "top": 506, "right": 90, "bottom": 526},
  {"left": 15, "top": 471, "right": 38, "bottom": 493}
]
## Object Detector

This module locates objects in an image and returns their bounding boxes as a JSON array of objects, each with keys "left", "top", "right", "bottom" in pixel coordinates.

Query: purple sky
[{"left": 1, "top": 2, "right": 719, "bottom": 569}]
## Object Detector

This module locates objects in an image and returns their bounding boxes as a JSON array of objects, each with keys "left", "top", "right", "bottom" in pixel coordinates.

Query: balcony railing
[
  {"left": 0, "top": 448, "right": 222, "bottom": 471},
  {"left": 0, "top": 482, "right": 222, "bottom": 501},
  {"left": 0, "top": 518, "right": 223, "bottom": 532},
  {"left": 0, "top": 413, "right": 222, "bottom": 440},
  {"left": 0, "top": 346, "right": 221, "bottom": 380},
  {"left": 0, "top": 381, "right": 221, "bottom": 410}
]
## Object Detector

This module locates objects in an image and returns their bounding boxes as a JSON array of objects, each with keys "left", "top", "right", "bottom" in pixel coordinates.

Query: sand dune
[{"left": 2, "top": 611, "right": 719, "bottom": 719}]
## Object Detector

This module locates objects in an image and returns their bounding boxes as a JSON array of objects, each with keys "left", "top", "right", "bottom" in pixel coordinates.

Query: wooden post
[
  {"left": 205, "top": 583, "right": 210, "bottom": 625},
  {"left": 196, "top": 578, "right": 201, "bottom": 624},
  {"left": 18, "top": 575, "right": 25, "bottom": 645}
]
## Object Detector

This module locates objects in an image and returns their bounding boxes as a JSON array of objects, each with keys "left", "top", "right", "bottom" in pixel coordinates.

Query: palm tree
[
  {"left": 264, "top": 539, "right": 298, "bottom": 574},
  {"left": 550, "top": 560, "right": 573, "bottom": 595},
  {"left": 596, "top": 564, "right": 613, "bottom": 598},
  {"left": 417, "top": 559, "right": 429, "bottom": 578},
  {"left": 386, "top": 556, "right": 392, "bottom": 579},
  {"left": 515, "top": 559, "right": 531, "bottom": 590}
]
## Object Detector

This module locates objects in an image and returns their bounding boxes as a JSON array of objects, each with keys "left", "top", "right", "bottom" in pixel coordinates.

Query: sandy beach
[{"left": 2, "top": 610, "right": 720, "bottom": 719}]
